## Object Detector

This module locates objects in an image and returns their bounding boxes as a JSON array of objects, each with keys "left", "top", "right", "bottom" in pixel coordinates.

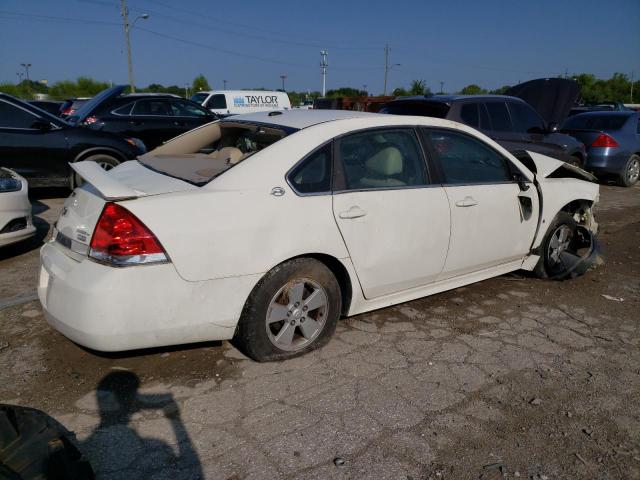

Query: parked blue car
[{"left": 562, "top": 111, "right": 640, "bottom": 187}]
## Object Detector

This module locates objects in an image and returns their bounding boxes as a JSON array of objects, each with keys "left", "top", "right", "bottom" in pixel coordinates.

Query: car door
[
  {"left": 421, "top": 128, "right": 539, "bottom": 279},
  {"left": 507, "top": 100, "right": 565, "bottom": 157},
  {"left": 332, "top": 127, "right": 451, "bottom": 299},
  {"left": 0, "top": 98, "right": 69, "bottom": 186},
  {"left": 482, "top": 100, "right": 524, "bottom": 151},
  {"left": 126, "top": 99, "right": 175, "bottom": 149},
  {"left": 168, "top": 99, "right": 215, "bottom": 134}
]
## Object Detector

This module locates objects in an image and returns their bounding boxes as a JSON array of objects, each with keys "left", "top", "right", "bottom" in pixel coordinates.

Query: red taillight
[
  {"left": 591, "top": 133, "right": 619, "bottom": 148},
  {"left": 83, "top": 116, "right": 98, "bottom": 125},
  {"left": 89, "top": 203, "right": 168, "bottom": 265}
]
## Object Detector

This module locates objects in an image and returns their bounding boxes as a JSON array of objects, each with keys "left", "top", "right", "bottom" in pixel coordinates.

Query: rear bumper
[
  {"left": 38, "top": 242, "right": 262, "bottom": 352},
  {"left": 585, "top": 149, "right": 629, "bottom": 176}
]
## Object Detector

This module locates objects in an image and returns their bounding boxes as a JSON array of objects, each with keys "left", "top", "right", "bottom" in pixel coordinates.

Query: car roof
[
  {"left": 226, "top": 109, "right": 378, "bottom": 129},
  {"left": 390, "top": 94, "right": 519, "bottom": 103}
]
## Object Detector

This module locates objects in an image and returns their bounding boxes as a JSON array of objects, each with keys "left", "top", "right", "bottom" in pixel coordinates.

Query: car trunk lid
[{"left": 55, "top": 160, "right": 197, "bottom": 258}]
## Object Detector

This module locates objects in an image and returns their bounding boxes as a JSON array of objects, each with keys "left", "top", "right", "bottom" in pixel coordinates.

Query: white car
[
  {"left": 38, "top": 110, "right": 599, "bottom": 361},
  {"left": 0, "top": 168, "right": 35, "bottom": 247},
  {"left": 190, "top": 90, "right": 291, "bottom": 117}
]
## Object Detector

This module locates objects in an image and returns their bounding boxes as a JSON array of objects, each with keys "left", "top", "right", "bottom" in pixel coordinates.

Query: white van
[{"left": 190, "top": 90, "right": 291, "bottom": 117}]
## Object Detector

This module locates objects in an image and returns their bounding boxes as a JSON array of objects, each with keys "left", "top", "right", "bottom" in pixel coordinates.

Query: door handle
[
  {"left": 129, "top": 121, "right": 143, "bottom": 126},
  {"left": 339, "top": 206, "right": 367, "bottom": 219},
  {"left": 455, "top": 196, "right": 478, "bottom": 207},
  {"left": 173, "top": 121, "right": 186, "bottom": 126}
]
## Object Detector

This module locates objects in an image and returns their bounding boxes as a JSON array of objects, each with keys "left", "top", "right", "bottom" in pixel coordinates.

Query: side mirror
[
  {"left": 547, "top": 122, "right": 559, "bottom": 133},
  {"left": 31, "top": 119, "right": 52, "bottom": 131}
]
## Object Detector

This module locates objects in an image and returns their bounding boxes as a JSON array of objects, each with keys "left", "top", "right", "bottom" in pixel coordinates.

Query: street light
[
  {"left": 121, "top": 0, "right": 149, "bottom": 93},
  {"left": 280, "top": 74, "right": 287, "bottom": 92},
  {"left": 223, "top": 79, "right": 227, "bottom": 90},
  {"left": 20, "top": 63, "right": 31, "bottom": 82}
]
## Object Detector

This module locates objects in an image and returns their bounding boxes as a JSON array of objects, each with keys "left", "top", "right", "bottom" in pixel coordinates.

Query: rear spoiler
[{"left": 70, "top": 161, "right": 141, "bottom": 200}]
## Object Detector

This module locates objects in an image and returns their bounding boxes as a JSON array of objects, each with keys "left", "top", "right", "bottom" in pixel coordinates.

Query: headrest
[
  {"left": 212, "top": 146, "right": 243, "bottom": 164},
  {"left": 366, "top": 147, "right": 403, "bottom": 176}
]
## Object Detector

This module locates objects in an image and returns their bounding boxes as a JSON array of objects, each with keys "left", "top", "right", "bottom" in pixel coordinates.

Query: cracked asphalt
[{"left": 0, "top": 184, "right": 639, "bottom": 479}]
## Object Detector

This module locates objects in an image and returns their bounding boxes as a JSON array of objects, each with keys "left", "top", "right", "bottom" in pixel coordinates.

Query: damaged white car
[
  {"left": 0, "top": 168, "right": 35, "bottom": 248},
  {"left": 38, "top": 110, "right": 599, "bottom": 361}
]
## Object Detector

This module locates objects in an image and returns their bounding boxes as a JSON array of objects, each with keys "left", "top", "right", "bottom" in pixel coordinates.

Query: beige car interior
[
  {"left": 359, "top": 146, "right": 407, "bottom": 188},
  {"left": 138, "top": 121, "right": 287, "bottom": 184}
]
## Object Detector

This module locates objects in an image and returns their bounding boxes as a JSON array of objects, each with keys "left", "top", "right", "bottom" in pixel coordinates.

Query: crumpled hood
[{"left": 528, "top": 151, "right": 597, "bottom": 182}]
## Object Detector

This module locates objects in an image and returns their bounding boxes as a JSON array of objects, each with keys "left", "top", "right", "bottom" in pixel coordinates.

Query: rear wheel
[
  {"left": 72, "top": 154, "right": 120, "bottom": 188},
  {"left": 569, "top": 154, "right": 583, "bottom": 169},
  {"left": 234, "top": 258, "right": 341, "bottom": 361},
  {"left": 617, "top": 154, "right": 640, "bottom": 187}
]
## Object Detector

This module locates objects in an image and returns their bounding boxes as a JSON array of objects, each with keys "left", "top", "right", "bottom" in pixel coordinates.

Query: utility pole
[
  {"left": 280, "top": 74, "right": 287, "bottom": 92},
  {"left": 184, "top": 83, "right": 189, "bottom": 98},
  {"left": 120, "top": 1, "right": 149, "bottom": 93},
  {"left": 383, "top": 44, "right": 389, "bottom": 96},
  {"left": 320, "top": 50, "right": 328, "bottom": 97},
  {"left": 20, "top": 63, "right": 31, "bottom": 82},
  {"left": 631, "top": 71, "right": 635, "bottom": 103},
  {"left": 439, "top": 81, "right": 444, "bottom": 94},
  {"left": 223, "top": 79, "right": 227, "bottom": 90},
  {"left": 16, "top": 72, "right": 23, "bottom": 84},
  {"left": 121, "top": 1, "right": 135, "bottom": 92}
]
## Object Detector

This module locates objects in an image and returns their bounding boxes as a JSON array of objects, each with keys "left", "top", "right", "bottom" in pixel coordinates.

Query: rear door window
[
  {"left": 170, "top": 99, "right": 210, "bottom": 117},
  {"left": 485, "top": 101, "right": 513, "bottom": 132},
  {"left": 460, "top": 103, "right": 479, "bottom": 128},
  {"left": 423, "top": 128, "right": 512, "bottom": 184},
  {"left": 336, "top": 128, "right": 428, "bottom": 190},
  {"left": 288, "top": 143, "right": 332, "bottom": 194},
  {"left": 112, "top": 102, "right": 135, "bottom": 116},
  {"left": 508, "top": 101, "right": 545, "bottom": 133},
  {"left": 207, "top": 95, "right": 227, "bottom": 109},
  {"left": 131, "top": 99, "right": 171, "bottom": 116}
]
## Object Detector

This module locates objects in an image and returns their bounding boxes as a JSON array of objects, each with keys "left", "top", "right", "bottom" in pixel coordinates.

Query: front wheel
[
  {"left": 617, "top": 154, "right": 640, "bottom": 187},
  {"left": 534, "top": 212, "right": 581, "bottom": 280},
  {"left": 71, "top": 154, "right": 120, "bottom": 188},
  {"left": 234, "top": 258, "right": 341, "bottom": 361}
]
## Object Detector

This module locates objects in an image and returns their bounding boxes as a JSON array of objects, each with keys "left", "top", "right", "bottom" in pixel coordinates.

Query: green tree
[
  {"left": 488, "top": 85, "right": 510, "bottom": 95},
  {"left": 409, "top": 79, "right": 431, "bottom": 95},
  {"left": 459, "top": 84, "right": 487, "bottom": 95},
  {"left": 391, "top": 87, "right": 409, "bottom": 97},
  {"left": 192, "top": 74, "right": 211, "bottom": 92}
]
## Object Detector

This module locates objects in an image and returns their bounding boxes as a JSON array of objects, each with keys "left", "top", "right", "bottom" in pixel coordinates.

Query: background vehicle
[
  {"left": 0, "top": 168, "right": 35, "bottom": 247},
  {"left": 40, "top": 110, "right": 598, "bottom": 361},
  {"left": 28, "top": 100, "right": 64, "bottom": 116},
  {"left": 60, "top": 98, "right": 90, "bottom": 118},
  {"left": 562, "top": 111, "right": 640, "bottom": 186},
  {"left": 380, "top": 94, "right": 587, "bottom": 166},
  {"left": 569, "top": 101, "right": 634, "bottom": 116},
  {"left": 191, "top": 90, "right": 291, "bottom": 117},
  {"left": 0, "top": 93, "right": 145, "bottom": 188},
  {"left": 68, "top": 86, "right": 217, "bottom": 150},
  {"left": 314, "top": 95, "right": 394, "bottom": 113}
]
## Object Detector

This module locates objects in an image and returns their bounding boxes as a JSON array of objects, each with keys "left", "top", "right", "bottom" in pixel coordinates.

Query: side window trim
[
  {"left": 421, "top": 126, "right": 518, "bottom": 186},
  {"left": 331, "top": 126, "right": 434, "bottom": 194},
  {"left": 285, "top": 140, "right": 334, "bottom": 197}
]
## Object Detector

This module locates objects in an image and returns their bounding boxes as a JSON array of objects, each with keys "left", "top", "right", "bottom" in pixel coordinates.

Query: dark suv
[
  {"left": 380, "top": 95, "right": 586, "bottom": 166},
  {"left": 68, "top": 86, "right": 218, "bottom": 150}
]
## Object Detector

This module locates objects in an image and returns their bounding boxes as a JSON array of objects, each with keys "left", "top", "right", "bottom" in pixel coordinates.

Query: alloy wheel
[
  {"left": 626, "top": 158, "right": 640, "bottom": 184},
  {"left": 265, "top": 278, "right": 328, "bottom": 352},
  {"left": 548, "top": 225, "right": 574, "bottom": 265}
]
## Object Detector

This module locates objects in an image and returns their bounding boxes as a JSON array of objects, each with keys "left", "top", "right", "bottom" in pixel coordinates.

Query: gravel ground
[{"left": 0, "top": 184, "right": 639, "bottom": 479}]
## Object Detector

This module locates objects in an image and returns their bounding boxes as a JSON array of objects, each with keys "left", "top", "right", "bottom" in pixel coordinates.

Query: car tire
[
  {"left": 534, "top": 212, "right": 579, "bottom": 280},
  {"left": 72, "top": 154, "right": 120, "bottom": 188},
  {"left": 569, "top": 154, "right": 583, "bottom": 169},
  {"left": 234, "top": 258, "right": 341, "bottom": 362},
  {"left": 617, "top": 154, "right": 640, "bottom": 187}
]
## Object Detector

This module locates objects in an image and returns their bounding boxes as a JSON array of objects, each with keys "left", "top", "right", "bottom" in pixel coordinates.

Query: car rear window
[
  {"left": 379, "top": 101, "right": 450, "bottom": 118},
  {"left": 563, "top": 114, "right": 630, "bottom": 131},
  {"left": 138, "top": 120, "right": 295, "bottom": 186}
]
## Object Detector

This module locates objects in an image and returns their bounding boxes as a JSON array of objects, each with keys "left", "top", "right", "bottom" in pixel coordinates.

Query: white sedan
[
  {"left": 0, "top": 168, "right": 35, "bottom": 247},
  {"left": 39, "top": 110, "right": 599, "bottom": 361}
]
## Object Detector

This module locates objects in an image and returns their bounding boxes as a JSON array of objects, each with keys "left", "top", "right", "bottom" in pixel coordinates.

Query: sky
[{"left": 1, "top": 0, "right": 639, "bottom": 94}]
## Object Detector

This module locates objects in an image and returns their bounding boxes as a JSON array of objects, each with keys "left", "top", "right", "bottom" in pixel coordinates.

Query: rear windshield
[
  {"left": 138, "top": 120, "right": 295, "bottom": 186},
  {"left": 379, "top": 101, "right": 450, "bottom": 118},
  {"left": 563, "top": 114, "right": 630, "bottom": 131},
  {"left": 190, "top": 93, "right": 209, "bottom": 105}
]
